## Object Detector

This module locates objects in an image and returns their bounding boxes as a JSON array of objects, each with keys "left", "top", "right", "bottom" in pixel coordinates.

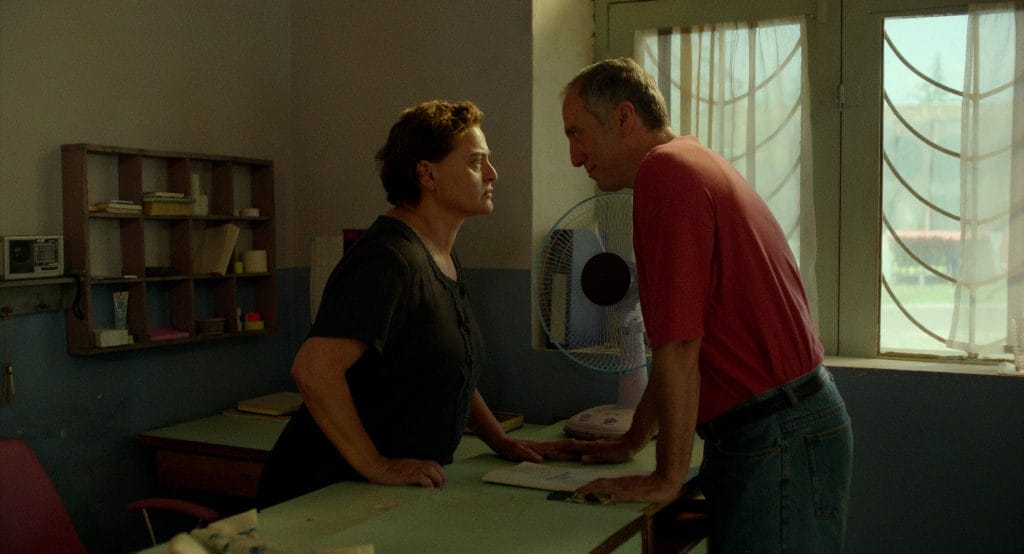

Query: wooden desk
[
  {"left": 139, "top": 413, "right": 288, "bottom": 498},
  {"left": 140, "top": 418, "right": 703, "bottom": 553}
]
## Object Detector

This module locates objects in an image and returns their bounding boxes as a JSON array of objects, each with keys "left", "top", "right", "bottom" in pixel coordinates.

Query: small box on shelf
[
  {"left": 195, "top": 317, "right": 225, "bottom": 336},
  {"left": 93, "top": 328, "right": 130, "bottom": 348},
  {"left": 243, "top": 311, "right": 264, "bottom": 331}
]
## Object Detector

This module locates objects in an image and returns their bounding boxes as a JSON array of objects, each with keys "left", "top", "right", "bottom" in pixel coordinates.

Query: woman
[{"left": 258, "top": 100, "right": 572, "bottom": 506}]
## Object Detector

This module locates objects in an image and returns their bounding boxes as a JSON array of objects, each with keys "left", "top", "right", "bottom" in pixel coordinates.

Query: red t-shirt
[{"left": 632, "top": 136, "right": 823, "bottom": 424}]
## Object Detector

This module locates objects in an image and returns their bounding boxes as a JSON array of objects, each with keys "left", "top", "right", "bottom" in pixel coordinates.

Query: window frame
[{"left": 597, "top": 0, "right": 1015, "bottom": 363}]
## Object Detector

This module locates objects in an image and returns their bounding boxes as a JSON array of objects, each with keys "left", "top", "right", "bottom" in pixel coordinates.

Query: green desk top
[
  {"left": 139, "top": 417, "right": 704, "bottom": 553},
  {"left": 140, "top": 413, "right": 288, "bottom": 453},
  {"left": 252, "top": 423, "right": 673, "bottom": 553}
]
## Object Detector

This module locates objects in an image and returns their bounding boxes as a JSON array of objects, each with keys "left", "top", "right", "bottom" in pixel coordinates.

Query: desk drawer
[{"left": 154, "top": 450, "right": 264, "bottom": 498}]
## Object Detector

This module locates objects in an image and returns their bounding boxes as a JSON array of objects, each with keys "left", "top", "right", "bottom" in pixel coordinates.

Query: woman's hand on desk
[
  {"left": 491, "top": 438, "right": 583, "bottom": 463},
  {"left": 366, "top": 457, "right": 447, "bottom": 489},
  {"left": 566, "top": 436, "right": 642, "bottom": 464}
]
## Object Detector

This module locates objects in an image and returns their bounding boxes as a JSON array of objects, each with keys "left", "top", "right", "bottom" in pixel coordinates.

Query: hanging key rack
[{"left": 1, "top": 306, "right": 13, "bottom": 406}]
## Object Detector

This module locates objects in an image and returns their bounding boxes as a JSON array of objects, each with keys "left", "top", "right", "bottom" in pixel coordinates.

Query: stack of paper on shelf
[
  {"left": 143, "top": 192, "right": 194, "bottom": 216},
  {"left": 89, "top": 199, "right": 142, "bottom": 214},
  {"left": 193, "top": 223, "right": 240, "bottom": 275}
]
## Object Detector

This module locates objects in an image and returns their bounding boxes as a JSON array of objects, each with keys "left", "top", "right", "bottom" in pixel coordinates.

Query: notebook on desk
[
  {"left": 482, "top": 461, "right": 609, "bottom": 492},
  {"left": 236, "top": 392, "right": 303, "bottom": 416}
]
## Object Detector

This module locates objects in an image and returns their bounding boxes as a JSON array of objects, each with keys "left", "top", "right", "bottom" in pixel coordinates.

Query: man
[{"left": 561, "top": 58, "right": 853, "bottom": 552}]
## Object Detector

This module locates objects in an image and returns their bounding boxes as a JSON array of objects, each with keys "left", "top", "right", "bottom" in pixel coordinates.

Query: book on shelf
[
  {"left": 143, "top": 196, "right": 194, "bottom": 216},
  {"left": 192, "top": 223, "right": 240, "bottom": 275},
  {"left": 147, "top": 327, "right": 190, "bottom": 341},
  {"left": 143, "top": 191, "right": 186, "bottom": 199}
]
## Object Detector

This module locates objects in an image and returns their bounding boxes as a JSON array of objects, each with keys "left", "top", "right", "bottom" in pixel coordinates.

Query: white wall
[
  {"left": 0, "top": 0, "right": 293, "bottom": 253},
  {"left": 288, "top": 0, "right": 536, "bottom": 270},
  {"left": 531, "top": 0, "right": 598, "bottom": 252}
]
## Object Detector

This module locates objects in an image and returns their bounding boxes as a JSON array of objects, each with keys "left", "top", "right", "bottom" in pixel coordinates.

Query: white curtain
[
  {"left": 948, "top": 3, "right": 1024, "bottom": 355},
  {"left": 634, "top": 17, "right": 818, "bottom": 323}
]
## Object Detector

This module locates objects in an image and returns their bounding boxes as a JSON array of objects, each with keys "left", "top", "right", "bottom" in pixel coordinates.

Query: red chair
[
  {"left": 0, "top": 438, "right": 87, "bottom": 553},
  {"left": 127, "top": 497, "right": 219, "bottom": 547},
  {"left": 0, "top": 438, "right": 220, "bottom": 551}
]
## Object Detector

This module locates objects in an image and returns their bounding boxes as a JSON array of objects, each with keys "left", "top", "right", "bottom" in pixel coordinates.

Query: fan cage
[{"left": 534, "top": 191, "right": 650, "bottom": 374}]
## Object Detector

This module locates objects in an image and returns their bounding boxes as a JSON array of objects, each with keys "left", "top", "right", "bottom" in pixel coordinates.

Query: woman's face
[{"left": 423, "top": 125, "right": 498, "bottom": 217}]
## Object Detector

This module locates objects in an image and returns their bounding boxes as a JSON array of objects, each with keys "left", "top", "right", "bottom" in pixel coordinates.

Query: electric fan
[{"left": 534, "top": 191, "right": 649, "bottom": 440}]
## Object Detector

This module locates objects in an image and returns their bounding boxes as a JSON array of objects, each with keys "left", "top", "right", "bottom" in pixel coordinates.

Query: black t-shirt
[{"left": 258, "top": 216, "right": 485, "bottom": 505}]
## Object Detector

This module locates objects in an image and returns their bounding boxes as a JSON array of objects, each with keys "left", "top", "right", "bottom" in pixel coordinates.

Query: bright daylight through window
[
  {"left": 880, "top": 9, "right": 1022, "bottom": 362},
  {"left": 634, "top": 18, "right": 817, "bottom": 310}
]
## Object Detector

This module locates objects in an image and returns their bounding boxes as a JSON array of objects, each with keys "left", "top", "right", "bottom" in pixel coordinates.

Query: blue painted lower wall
[
  {"left": 0, "top": 270, "right": 306, "bottom": 552},
  {"left": 0, "top": 267, "right": 1021, "bottom": 552}
]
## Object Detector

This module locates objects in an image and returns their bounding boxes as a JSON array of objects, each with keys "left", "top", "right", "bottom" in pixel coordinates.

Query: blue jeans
[{"left": 699, "top": 366, "right": 853, "bottom": 553}]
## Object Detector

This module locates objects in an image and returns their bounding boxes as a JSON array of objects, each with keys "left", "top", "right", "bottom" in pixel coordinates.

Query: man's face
[
  {"left": 427, "top": 125, "right": 497, "bottom": 217},
  {"left": 562, "top": 89, "right": 629, "bottom": 191}
]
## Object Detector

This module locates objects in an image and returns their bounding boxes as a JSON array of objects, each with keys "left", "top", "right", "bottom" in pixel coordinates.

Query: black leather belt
[{"left": 697, "top": 368, "right": 826, "bottom": 441}]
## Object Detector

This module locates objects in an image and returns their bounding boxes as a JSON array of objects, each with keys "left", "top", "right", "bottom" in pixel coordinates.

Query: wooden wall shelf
[{"left": 61, "top": 144, "right": 277, "bottom": 355}]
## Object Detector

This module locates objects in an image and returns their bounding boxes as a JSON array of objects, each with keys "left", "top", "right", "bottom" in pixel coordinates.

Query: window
[
  {"left": 599, "top": 0, "right": 1022, "bottom": 364},
  {"left": 634, "top": 18, "right": 813, "bottom": 281},
  {"left": 880, "top": 9, "right": 1022, "bottom": 360}
]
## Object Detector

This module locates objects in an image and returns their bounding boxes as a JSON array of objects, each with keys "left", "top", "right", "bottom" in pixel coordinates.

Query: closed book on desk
[{"left": 238, "top": 392, "right": 303, "bottom": 416}]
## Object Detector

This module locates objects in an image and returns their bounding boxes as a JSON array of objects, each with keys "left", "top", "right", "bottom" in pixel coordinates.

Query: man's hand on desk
[
  {"left": 366, "top": 457, "right": 447, "bottom": 489},
  {"left": 574, "top": 473, "right": 682, "bottom": 505}
]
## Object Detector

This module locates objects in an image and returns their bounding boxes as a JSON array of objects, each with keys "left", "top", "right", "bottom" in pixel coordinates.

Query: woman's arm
[
  {"left": 468, "top": 390, "right": 580, "bottom": 462},
  {"left": 292, "top": 336, "right": 446, "bottom": 488}
]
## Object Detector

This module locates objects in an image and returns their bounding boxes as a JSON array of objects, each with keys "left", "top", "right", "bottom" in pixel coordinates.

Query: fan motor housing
[{"left": 580, "top": 252, "right": 631, "bottom": 306}]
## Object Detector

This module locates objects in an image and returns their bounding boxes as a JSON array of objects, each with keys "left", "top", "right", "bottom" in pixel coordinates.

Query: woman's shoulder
[{"left": 342, "top": 217, "right": 423, "bottom": 269}]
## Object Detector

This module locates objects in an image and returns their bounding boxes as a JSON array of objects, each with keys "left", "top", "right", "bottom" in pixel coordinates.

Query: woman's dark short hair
[
  {"left": 564, "top": 57, "right": 668, "bottom": 130},
  {"left": 376, "top": 100, "right": 484, "bottom": 206}
]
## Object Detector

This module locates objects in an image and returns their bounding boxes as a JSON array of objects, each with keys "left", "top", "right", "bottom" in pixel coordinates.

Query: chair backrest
[{"left": 0, "top": 438, "right": 87, "bottom": 554}]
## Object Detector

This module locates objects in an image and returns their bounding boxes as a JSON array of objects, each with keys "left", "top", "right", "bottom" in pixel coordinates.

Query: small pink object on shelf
[{"left": 148, "top": 327, "right": 190, "bottom": 341}]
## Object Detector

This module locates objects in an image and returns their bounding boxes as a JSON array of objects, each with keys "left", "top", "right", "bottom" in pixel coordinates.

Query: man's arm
[
  {"left": 573, "top": 336, "right": 701, "bottom": 504},
  {"left": 650, "top": 337, "right": 701, "bottom": 491}
]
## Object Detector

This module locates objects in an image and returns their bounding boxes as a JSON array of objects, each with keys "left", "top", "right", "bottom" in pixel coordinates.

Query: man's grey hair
[{"left": 564, "top": 57, "right": 669, "bottom": 130}]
